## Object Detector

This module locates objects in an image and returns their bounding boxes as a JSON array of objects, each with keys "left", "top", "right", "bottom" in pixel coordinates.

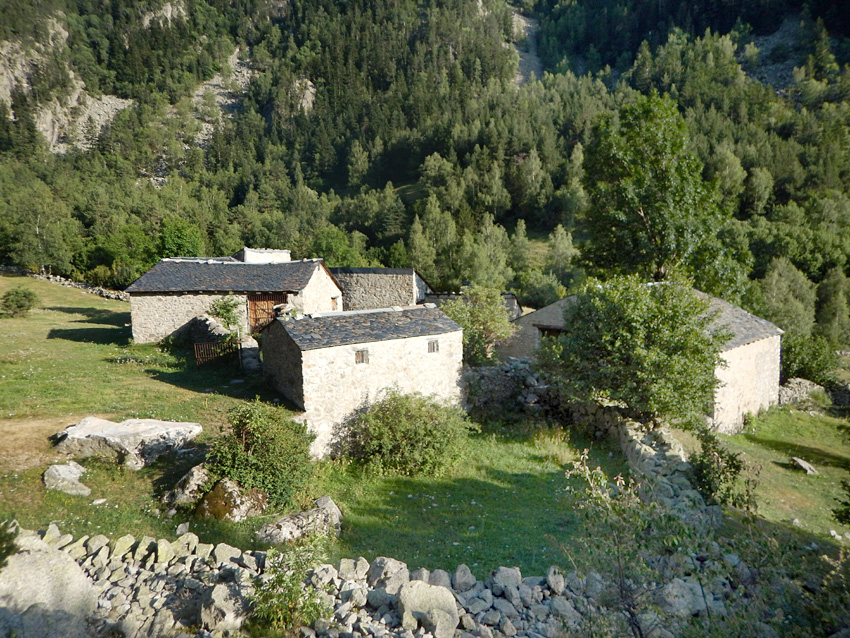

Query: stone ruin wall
[
  {"left": 300, "top": 330, "right": 464, "bottom": 456},
  {"left": 129, "top": 293, "right": 249, "bottom": 344},
  {"left": 333, "top": 272, "right": 418, "bottom": 311},
  {"left": 713, "top": 335, "right": 781, "bottom": 434}
]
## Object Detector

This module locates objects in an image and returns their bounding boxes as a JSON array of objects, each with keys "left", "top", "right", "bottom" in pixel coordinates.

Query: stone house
[
  {"left": 328, "top": 267, "right": 433, "bottom": 311},
  {"left": 126, "top": 253, "right": 342, "bottom": 343},
  {"left": 497, "top": 292, "right": 783, "bottom": 434},
  {"left": 261, "top": 305, "right": 463, "bottom": 456}
]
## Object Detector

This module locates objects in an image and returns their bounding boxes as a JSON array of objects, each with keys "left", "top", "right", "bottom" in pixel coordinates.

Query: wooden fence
[{"left": 194, "top": 340, "right": 241, "bottom": 368}]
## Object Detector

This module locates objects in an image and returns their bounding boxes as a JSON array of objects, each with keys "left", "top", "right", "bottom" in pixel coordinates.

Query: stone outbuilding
[
  {"left": 328, "top": 267, "right": 433, "bottom": 311},
  {"left": 497, "top": 292, "right": 783, "bottom": 434},
  {"left": 126, "top": 253, "right": 342, "bottom": 343},
  {"left": 261, "top": 305, "right": 463, "bottom": 456}
]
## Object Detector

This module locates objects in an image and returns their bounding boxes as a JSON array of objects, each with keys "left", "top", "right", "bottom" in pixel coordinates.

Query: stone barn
[
  {"left": 497, "top": 292, "right": 782, "bottom": 434},
  {"left": 126, "top": 255, "right": 342, "bottom": 343},
  {"left": 261, "top": 305, "right": 463, "bottom": 456},
  {"left": 328, "top": 267, "right": 433, "bottom": 311}
]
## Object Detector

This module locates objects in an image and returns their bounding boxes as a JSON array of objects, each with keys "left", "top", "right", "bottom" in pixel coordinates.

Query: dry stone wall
[
  {"left": 129, "top": 293, "right": 249, "bottom": 344},
  {"left": 332, "top": 272, "right": 419, "bottom": 311},
  {"left": 0, "top": 265, "right": 129, "bottom": 302}
]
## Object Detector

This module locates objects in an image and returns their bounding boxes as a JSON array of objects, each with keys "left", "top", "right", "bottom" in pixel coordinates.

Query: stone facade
[
  {"left": 496, "top": 298, "right": 571, "bottom": 360},
  {"left": 713, "top": 334, "right": 782, "bottom": 434},
  {"left": 329, "top": 268, "right": 432, "bottom": 311},
  {"left": 130, "top": 292, "right": 249, "bottom": 344},
  {"left": 293, "top": 267, "right": 345, "bottom": 314},
  {"left": 263, "top": 308, "right": 463, "bottom": 457}
]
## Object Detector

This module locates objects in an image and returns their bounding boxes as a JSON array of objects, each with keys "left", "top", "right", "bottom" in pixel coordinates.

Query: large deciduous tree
[
  {"left": 539, "top": 275, "right": 730, "bottom": 430},
  {"left": 583, "top": 92, "right": 741, "bottom": 295}
]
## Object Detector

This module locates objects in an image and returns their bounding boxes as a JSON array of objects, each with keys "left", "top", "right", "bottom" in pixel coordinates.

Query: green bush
[
  {"left": 689, "top": 429, "right": 751, "bottom": 508},
  {"left": 209, "top": 294, "right": 242, "bottom": 335},
  {"left": 207, "top": 399, "right": 314, "bottom": 507},
  {"left": 782, "top": 332, "right": 837, "bottom": 385},
  {"left": 250, "top": 534, "right": 330, "bottom": 631},
  {"left": 1, "top": 286, "right": 39, "bottom": 317},
  {"left": 343, "top": 390, "right": 476, "bottom": 476}
]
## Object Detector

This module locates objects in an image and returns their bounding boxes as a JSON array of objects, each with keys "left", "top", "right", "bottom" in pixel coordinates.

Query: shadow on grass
[
  {"left": 146, "top": 367, "right": 287, "bottom": 405},
  {"left": 47, "top": 325, "right": 132, "bottom": 345},
  {"left": 44, "top": 307, "right": 130, "bottom": 326},
  {"left": 742, "top": 434, "right": 850, "bottom": 470}
]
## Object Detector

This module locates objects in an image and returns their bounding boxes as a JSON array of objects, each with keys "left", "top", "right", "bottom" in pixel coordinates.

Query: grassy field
[{"left": 0, "top": 272, "right": 627, "bottom": 576}]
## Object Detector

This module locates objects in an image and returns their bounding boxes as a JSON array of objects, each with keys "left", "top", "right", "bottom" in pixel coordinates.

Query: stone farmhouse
[
  {"left": 328, "top": 267, "right": 433, "bottom": 311},
  {"left": 125, "top": 250, "right": 343, "bottom": 343},
  {"left": 261, "top": 305, "right": 463, "bottom": 456},
  {"left": 498, "top": 292, "right": 783, "bottom": 434}
]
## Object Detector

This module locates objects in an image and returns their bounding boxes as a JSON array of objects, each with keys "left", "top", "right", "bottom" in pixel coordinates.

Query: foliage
[
  {"left": 207, "top": 399, "right": 314, "bottom": 507},
  {"left": 250, "top": 535, "right": 331, "bottom": 631},
  {"left": 209, "top": 294, "right": 242, "bottom": 336},
  {"left": 816, "top": 267, "right": 850, "bottom": 346},
  {"left": 342, "top": 390, "right": 476, "bottom": 477},
  {"left": 1, "top": 286, "right": 39, "bottom": 317},
  {"left": 539, "top": 275, "right": 729, "bottom": 430},
  {"left": 688, "top": 428, "right": 750, "bottom": 507},
  {"left": 441, "top": 284, "right": 515, "bottom": 365},
  {"left": 836, "top": 481, "right": 850, "bottom": 525},
  {"left": 781, "top": 332, "right": 837, "bottom": 385},
  {"left": 0, "top": 521, "right": 17, "bottom": 571}
]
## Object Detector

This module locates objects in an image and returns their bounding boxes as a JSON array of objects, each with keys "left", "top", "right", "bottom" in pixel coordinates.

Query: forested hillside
[{"left": 2, "top": 0, "right": 850, "bottom": 374}]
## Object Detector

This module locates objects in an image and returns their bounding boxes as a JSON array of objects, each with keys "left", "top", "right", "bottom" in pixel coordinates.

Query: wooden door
[{"left": 248, "top": 293, "right": 288, "bottom": 333}]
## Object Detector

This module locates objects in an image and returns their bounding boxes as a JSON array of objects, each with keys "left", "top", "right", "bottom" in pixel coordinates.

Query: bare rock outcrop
[{"left": 54, "top": 416, "right": 202, "bottom": 470}]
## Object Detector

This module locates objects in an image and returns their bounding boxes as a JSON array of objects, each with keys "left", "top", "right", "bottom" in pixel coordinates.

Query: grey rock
[
  {"left": 398, "top": 580, "right": 460, "bottom": 636},
  {"left": 54, "top": 416, "right": 202, "bottom": 470},
  {"left": 368, "top": 557, "right": 410, "bottom": 595},
  {"left": 429, "top": 569, "right": 452, "bottom": 589},
  {"left": 256, "top": 496, "right": 342, "bottom": 543},
  {"left": 421, "top": 608, "right": 458, "bottom": 638},
  {"left": 368, "top": 587, "right": 394, "bottom": 609},
  {"left": 43, "top": 461, "right": 91, "bottom": 496},
  {"left": 452, "top": 564, "right": 476, "bottom": 592},
  {"left": 163, "top": 464, "right": 210, "bottom": 506},
  {"left": 491, "top": 566, "right": 521, "bottom": 591},
  {"left": 492, "top": 598, "right": 518, "bottom": 619},
  {"left": 410, "top": 568, "right": 430, "bottom": 583},
  {"left": 212, "top": 542, "right": 241, "bottom": 566},
  {"left": 790, "top": 457, "right": 819, "bottom": 475},
  {"left": 200, "top": 582, "right": 250, "bottom": 632},
  {"left": 195, "top": 478, "right": 268, "bottom": 522},
  {"left": 549, "top": 597, "right": 582, "bottom": 631},
  {"left": 110, "top": 534, "right": 135, "bottom": 559}
]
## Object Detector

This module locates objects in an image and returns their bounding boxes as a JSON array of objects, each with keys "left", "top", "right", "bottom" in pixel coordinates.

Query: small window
[
  {"left": 428, "top": 339, "right": 439, "bottom": 353},
  {"left": 355, "top": 349, "right": 369, "bottom": 364}
]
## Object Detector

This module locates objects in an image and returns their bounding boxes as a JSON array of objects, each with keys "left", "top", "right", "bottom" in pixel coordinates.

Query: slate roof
[
  {"left": 702, "top": 294, "right": 783, "bottom": 351},
  {"left": 275, "top": 307, "right": 461, "bottom": 351},
  {"left": 125, "top": 259, "right": 325, "bottom": 294},
  {"left": 329, "top": 267, "right": 415, "bottom": 275}
]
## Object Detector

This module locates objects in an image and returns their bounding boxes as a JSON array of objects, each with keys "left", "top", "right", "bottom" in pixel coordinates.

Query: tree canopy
[{"left": 539, "top": 276, "right": 730, "bottom": 429}]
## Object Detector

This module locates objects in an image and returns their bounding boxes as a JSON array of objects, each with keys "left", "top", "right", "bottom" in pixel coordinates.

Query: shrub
[
  {"left": 782, "top": 332, "right": 837, "bottom": 385},
  {"left": 343, "top": 390, "right": 476, "bottom": 476},
  {"left": 441, "top": 284, "right": 515, "bottom": 365},
  {"left": 689, "top": 428, "right": 752, "bottom": 508},
  {"left": 1, "top": 286, "right": 39, "bottom": 317},
  {"left": 209, "top": 294, "right": 242, "bottom": 335},
  {"left": 207, "top": 399, "right": 314, "bottom": 507},
  {"left": 250, "top": 534, "right": 330, "bottom": 631}
]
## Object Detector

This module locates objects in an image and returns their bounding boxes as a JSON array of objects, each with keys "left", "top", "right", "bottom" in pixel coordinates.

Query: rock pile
[
  {"left": 778, "top": 377, "right": 825, "bottom": 405},
  {"left": 4, "top": 520, "right": 756, "bottom": 638}
]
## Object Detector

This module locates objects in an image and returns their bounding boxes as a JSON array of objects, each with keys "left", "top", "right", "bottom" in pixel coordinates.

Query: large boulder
[
  {"left": 194, "top": 479, "right": 268, "bottom": 522},
  {"left": 397, "top": 580, "right": 459, "bottom": 638},
  {"left": 54, "top": 417, "right": 202, "bottom": 470},
  {"left": 162, "top": 463, "right": 210, "bottom": 506},
  {"left": 255, "top": 496, "right": 342, "bottom": 544},
  {"left": 199, "top": 582, "right": 250, "bottom": 633},
  {"left": 0, "top": 534, "right": 97, "bottom": 638},
  {"left": 43, "top": 461, "right": 91, "bottom": 496}
]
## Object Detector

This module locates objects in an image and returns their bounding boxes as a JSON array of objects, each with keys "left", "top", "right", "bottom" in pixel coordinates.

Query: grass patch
[
  {"left": 317, "top": 422, "right": 627, "bottom": 576},
  {"left": 679, "top": 406, "right": 850, "bottom": 540}
]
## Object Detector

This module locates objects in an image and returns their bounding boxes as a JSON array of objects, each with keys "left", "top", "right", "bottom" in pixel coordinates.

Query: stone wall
[
  {"left": 263, "top": 320, "right": 306, "bottom": 409},
  {"left": 713, "top": 335, "right": 781, "bottom": 434},
  {"left": 293, "top": 267, "right": 343, "bottom": 314},
  {"left": 332, "top": 272, "right": 419, "bottom": 311},
  {"left": 299, "top": 331, "right": 464, "bottom": 456},
  {"left": 0, "top": 265, "right": 129, "bottom": 302},
  {"left": 129, "top": 293, "right": 249, "bottom": 344}
]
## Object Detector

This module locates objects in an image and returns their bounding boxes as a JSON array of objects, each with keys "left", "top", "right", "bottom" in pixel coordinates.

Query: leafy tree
[
  {"left": 753, "top": 257, "right": 817, "bottom": 338},
  {"left": 159, "top": 216, "right": 204, "bottom": 258},
  {"left": 442, "top": 284, "right": 516, "bottom": 365},
  {"left": 545, "top": 224, "right": 581, "bottom": 287},
  {"left": 515, "top": 269, "right": 567, "bottom": 309},
  {"left": 539, "top": 275, "right": 730, "bottom": 430},
  {"left": 583, "top": 92, "right": 726, "bottom": 284},
  {"left": 407, "top": 215, "right": 437, "bottom": 282},
  {"left": 816, "top": 267, "right": 850, "bottom": 346},
  {"left": 457, "top": 215, "right": 514, "bottom": 290}
]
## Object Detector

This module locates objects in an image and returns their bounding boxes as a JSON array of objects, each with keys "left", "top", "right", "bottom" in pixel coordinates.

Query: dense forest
[{"left": 2, "top": 0, "right": 850, "bottom": 377}]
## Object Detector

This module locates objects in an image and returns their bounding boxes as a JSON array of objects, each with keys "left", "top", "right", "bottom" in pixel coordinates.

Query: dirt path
[{"left": 510, "top": 9, "right": 544, "bottom": 86}]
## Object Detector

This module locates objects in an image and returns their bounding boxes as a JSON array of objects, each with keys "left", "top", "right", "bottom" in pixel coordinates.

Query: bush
[
  {"left": 250, "top": 534, "right": 330, "bottom": 631},
  {"left": 689, "top": 428, "right": 751, "bottom": 508},
  {"left": 207, "top": 399, "right": 314, "bottom": 507},
  {"left": 1, "top": 286, "right": 39, "bottom": 317},
  {"left": 343, "top": 390, "right": 476, "bottom": 476},
  {"left": 209, "top": 294, "right": 242, "bottom": 336},
  {"left": 441, "top": 284, "right": 515, "bottom": 365},
  {"left": 782, "top": 332, "right": 837, "bottom": 385}
]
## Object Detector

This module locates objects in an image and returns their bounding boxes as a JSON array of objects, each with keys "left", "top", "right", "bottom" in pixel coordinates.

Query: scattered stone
[
  {"left": 255, "top": 495, "right": 342, "bottom": 543},
  {"left": 790, "top": 457, "right": 818, "bottom": 476},
  {"left": 162, "top": 464, "right": 209, "bottom": 506},
  {"left": 54, "top": 417, "right": 202, "bottom": 470},
  {"left": 42, "top": 461, "right": 91, "bottom": 496}
]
